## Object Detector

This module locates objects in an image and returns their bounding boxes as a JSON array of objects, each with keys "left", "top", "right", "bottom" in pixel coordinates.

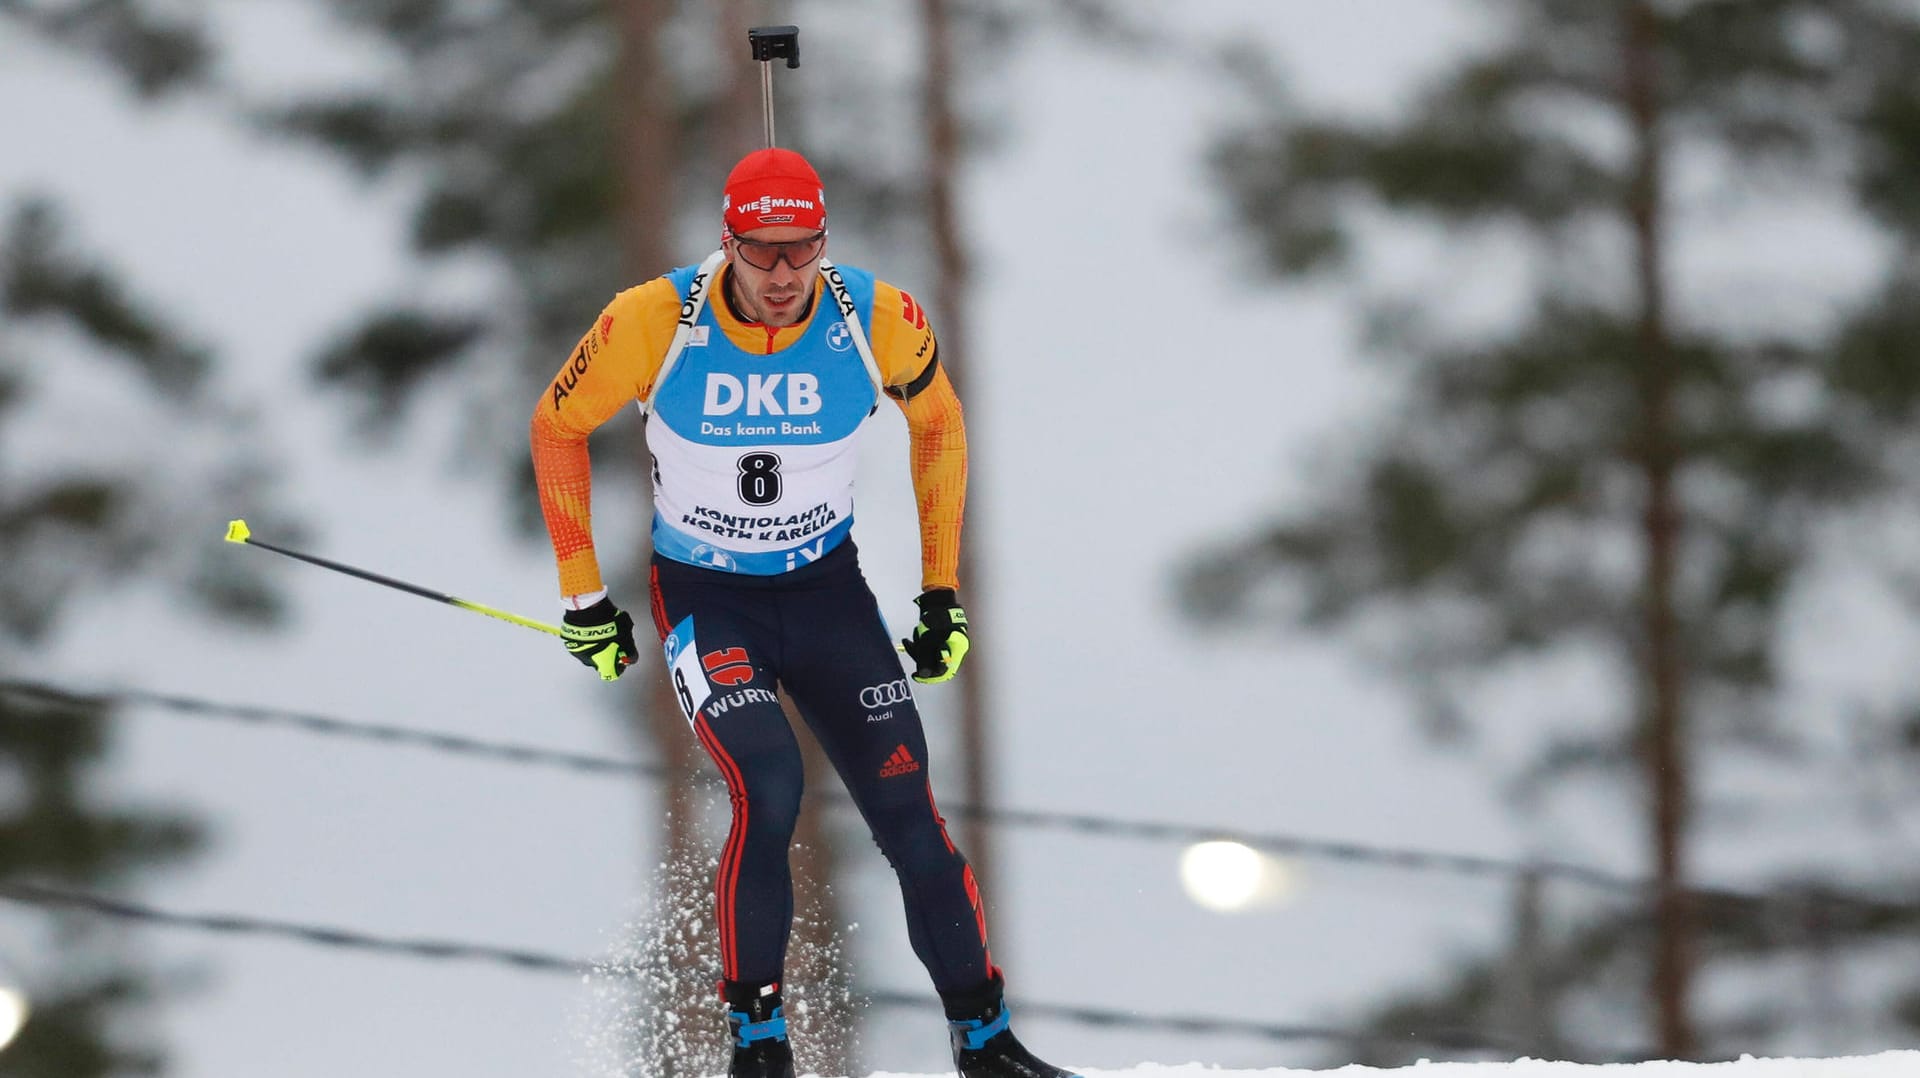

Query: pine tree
[
  {"left": 0, "top": 8, "right": 286, "bottom": 1072},
  {"left": 1194, "top": 0, "right": 1920, "bottom": 1062}
]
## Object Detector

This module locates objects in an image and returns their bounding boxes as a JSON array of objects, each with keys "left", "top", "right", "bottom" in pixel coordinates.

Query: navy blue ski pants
[{"left": 646, "top": 540, "right": 992, "bottom": 993}]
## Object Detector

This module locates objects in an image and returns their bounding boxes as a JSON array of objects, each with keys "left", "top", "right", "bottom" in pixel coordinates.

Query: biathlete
[{"left": 530, "top": 146, "right": 1076, "bottom": 1078}]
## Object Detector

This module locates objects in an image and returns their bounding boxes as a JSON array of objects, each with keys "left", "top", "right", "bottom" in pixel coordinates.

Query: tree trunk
[
  {"left": 1497, "top": 869, "right": 1558, "bottom": 1058},
  {"left": 613, "top": 1, "right": 710, "bottom": 1071},
  {"left": 1622, "top": 1, "right": 1694, "bottom": 1059},
  {"left": 614, "top": 0, "right": 675, "bottom": 279},
  {"left": 918, "top": 0, "right": 1002, "bottom": 962}
]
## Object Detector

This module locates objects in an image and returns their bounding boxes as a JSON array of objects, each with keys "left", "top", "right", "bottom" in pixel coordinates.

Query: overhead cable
[
  {"left": 0, "top": 879, "right": 591, "bottom": 975},
  {"left": 0, "top": 677, "right": 671, "bottom": 780}
]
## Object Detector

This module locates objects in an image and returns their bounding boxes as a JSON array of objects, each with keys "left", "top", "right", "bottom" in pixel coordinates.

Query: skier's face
[{"left": 726, "top": 226, "right": 826, "bottom": 327}]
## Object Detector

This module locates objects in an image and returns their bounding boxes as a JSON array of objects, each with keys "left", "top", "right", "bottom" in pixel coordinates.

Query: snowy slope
[{"left": 853, "top": 1054, "right": 1920, "bottom": 1078}]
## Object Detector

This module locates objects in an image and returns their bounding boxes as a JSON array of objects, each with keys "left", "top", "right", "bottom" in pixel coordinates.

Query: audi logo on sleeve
[{"left": 859, "top": 679, "right": 913, "bottom": 709}]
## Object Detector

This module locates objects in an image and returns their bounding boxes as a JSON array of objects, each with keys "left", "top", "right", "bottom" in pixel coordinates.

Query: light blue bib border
[{"left": 652, "top": 512, "right": 855, "bottom": 576}]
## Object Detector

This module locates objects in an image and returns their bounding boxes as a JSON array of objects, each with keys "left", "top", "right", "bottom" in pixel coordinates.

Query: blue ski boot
[
  {"left": 941, "top": 973, "right": 1080, "bottom": 1078},
  {"left": 723, "top": 981, "right": 794, "bottom": 1078}
]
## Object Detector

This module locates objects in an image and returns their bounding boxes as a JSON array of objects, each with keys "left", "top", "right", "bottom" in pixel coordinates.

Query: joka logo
[
  {"left": 701, "top": 647, "right": 753, "bottom": 687},
  {"left": 826, "top": 322, "right": 853, "bottom": 352},
  {"left": 678, "top": 268, "right": 710, "bottom": 328},
  {"left": 859, "top": 679, "right": 911, "bottom": 709},
  {"left": 704, "top": 372, "right": 822, "bottom": 417},
  {"left": 824, "top": 267, "right": 857, "bottom": 319},
  {"left": 879, "top": 743, "right": 921, "bottom": 779}
]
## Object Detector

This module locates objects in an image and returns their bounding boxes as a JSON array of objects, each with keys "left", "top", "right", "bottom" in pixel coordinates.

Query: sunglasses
[{"left": 731, "top": 231, "right": 827, "bottom": 272}]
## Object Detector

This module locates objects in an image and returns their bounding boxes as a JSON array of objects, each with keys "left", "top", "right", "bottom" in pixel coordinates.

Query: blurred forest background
[{"left": 2, "top": 1, "right": 1919, "bottom": 1076}]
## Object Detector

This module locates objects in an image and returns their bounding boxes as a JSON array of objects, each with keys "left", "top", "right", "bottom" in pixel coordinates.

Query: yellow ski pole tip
[{"left": 224, "top": 519, "right": 251, "bottom": 544}]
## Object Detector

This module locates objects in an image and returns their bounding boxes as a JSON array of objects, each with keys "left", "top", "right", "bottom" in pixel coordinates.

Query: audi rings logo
[{"left": 859, "top": 679, "right": 912, "bottom": 709}]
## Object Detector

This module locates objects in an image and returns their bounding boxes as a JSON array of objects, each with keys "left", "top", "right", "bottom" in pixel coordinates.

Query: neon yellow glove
[{"left": 901, "top": 588, "right": 969, "bottom": 684}]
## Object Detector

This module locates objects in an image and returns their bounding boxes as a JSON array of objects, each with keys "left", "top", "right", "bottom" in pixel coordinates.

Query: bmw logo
[
  {"left": 827, "top": 322, "right": 853, "bottom": 352},
  {"left": 689, "top": 545, "right": 738, "bottom": 571}
]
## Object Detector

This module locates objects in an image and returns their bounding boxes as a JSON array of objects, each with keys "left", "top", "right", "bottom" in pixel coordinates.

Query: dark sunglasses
[{"left": 731, "top": 231, "right": 827, "bottom": 271}]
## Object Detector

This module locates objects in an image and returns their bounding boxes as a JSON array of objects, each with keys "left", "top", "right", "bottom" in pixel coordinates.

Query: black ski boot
[
  {"left": 941, "top": 973, "right": 1080, "bottom": 1078},
  {"left": 723, "top": 980, "right": 794, "bottom": 1078}
]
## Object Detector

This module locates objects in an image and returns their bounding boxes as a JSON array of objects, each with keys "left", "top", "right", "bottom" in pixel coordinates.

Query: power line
[
  {"left": 4, "top": 678, "right": 1916, "bottom": 919},
  {"left": 0, "top": 678, "right": 675, "bottom": 781},
  {"left": 0, "top": 878, "right": 1522, "bottom": 1054},
  {"left": 961, "top": 803, "right": 1643, "bottom": 893},
  {"left": 0, "top": 879, "right": 592, "bottom": 975}
]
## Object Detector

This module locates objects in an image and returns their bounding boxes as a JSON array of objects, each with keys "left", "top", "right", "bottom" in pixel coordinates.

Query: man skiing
[{"left": 531, "top": 146, "right": 1077, "bottom": 1078}]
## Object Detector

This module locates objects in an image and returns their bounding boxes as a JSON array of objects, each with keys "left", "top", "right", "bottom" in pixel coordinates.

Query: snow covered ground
[{"left": 852, "top": 1056, "right": 1920, "bottom": 1078}]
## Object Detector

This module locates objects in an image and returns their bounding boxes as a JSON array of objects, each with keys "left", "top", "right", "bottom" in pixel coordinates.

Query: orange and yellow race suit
[{"left": 530, "top": 258, "right": 965, "bottom": 604}]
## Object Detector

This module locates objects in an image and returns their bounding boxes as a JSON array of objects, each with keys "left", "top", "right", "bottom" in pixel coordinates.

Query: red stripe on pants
[
  {"left": 648, "top": 564, "right": 669, "bottom": 638},
  {"left": 926, "top": 780, "right": 958, "bottom": 855},
  {"left": 693, "top": 714, "right": 750, "bottom": 980},
  {"left": 963, "top": 865, "right": 994, "bottom": 970}
]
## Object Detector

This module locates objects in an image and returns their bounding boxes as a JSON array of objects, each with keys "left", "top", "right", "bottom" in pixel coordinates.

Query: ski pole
[
  {"left": 747, "top": 24, "right": 800, "bottom": 149},
  {"left": 223, "top": 519, "right": 562, "bottom": 638}
]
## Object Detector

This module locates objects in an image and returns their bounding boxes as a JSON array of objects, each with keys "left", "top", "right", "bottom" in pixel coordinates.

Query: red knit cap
[{"left": 722, "top": 148, "right": 827, "bottom": 236}]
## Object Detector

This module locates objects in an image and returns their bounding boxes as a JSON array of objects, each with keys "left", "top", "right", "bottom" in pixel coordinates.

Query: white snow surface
[{"left": 847, "top": 1054, "right": 1920, "bottom": 1078}]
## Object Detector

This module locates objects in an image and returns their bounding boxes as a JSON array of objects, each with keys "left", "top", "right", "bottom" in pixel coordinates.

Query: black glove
[
  {"left": 900, "top": 588, "right": 969, "bottom": 684},
  {"left": 561, "top": 597, "right": 638, "bottom": 682}
]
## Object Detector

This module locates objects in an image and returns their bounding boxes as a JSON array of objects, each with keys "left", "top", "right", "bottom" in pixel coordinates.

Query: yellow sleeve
[
  {"left": 530, "top": 278, "right": 681, "bottom": 598},
  {"left": 869, "top": 280, "right": 966, "bottom": 593}
]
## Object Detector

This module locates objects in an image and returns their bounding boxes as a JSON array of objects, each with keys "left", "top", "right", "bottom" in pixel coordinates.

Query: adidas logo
[{"left": 879, "top": 743, "right": 921, "bottom": 778}]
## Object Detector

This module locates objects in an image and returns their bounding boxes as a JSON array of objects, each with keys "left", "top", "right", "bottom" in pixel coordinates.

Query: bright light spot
[
  {"left": 0, "top": 987, "right": 27, "bottom": 1052},
  {"left": 1179, "top": 841, "right": 1295, "bottom": 912}
]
